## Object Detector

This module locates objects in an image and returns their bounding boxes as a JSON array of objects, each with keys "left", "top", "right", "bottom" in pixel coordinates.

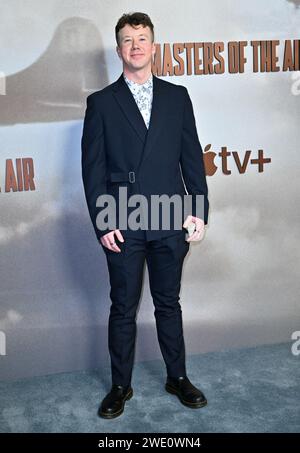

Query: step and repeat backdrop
[{"left": 0, "top": 0, "right": 299, "bottom": 379}]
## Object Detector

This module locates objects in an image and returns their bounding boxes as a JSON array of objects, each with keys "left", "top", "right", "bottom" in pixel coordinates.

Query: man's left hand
[{"left": 183, "top": 215, "right": 206, "bottom": 242}]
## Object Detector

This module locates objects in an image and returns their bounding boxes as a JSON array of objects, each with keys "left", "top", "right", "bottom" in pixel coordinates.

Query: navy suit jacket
[{"left": 81, "top": 73, "right": 209, "bottom": 241}]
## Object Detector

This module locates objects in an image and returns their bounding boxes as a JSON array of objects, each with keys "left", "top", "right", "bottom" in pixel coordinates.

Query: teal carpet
[{"left": 0, "top": 342, "right": 299, "bottom": 433}]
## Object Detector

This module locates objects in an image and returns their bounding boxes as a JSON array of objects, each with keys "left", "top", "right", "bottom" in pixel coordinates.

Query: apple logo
[{"left": 203, "top": 144, "right": 218, "bottom": 176}]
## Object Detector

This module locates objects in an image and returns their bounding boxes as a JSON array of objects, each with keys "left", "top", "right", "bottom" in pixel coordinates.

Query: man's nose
[{"left": 131, "top": 41, "right": 140, "bottom": 49}]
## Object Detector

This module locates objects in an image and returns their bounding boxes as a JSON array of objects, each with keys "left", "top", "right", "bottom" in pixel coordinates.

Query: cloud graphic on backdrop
[
  {"left": 0, "top": 190, "right": 82, "bottom": 244},
  {"left": 286, "top": 0, "right": 300, "bottom": 7},
  {"left": 0, "top": 17, "right": 108, "bottom": 125},
  {"left": 0, "top": 310, "right": 23, "bottom": 330}
]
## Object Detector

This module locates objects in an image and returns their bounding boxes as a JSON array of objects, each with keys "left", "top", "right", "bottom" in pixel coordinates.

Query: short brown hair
[{"left": 115, "top": 12, "right": 154, "bottom": 46}]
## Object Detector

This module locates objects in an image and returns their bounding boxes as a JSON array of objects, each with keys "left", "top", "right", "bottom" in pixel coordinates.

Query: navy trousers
[{"left": 101, "top": 229, "right": 190, "bottom": 387}]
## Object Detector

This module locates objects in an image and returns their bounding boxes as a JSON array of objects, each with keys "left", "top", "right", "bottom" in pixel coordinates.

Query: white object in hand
[{"left": 187, "top": 222, "right": 196, "bottom": 236}]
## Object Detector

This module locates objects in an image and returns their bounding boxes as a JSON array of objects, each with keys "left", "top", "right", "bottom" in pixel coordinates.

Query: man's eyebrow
[{"left": 122, "top": 34, "right": 147, "bottom": 39}]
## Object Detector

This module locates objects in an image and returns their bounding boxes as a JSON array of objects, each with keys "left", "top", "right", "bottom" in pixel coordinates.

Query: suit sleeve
[
  {"left": 180, "top": 87, "right": 209, "bottom": 225},
  {"left": 81, "top": 95, "right": 111, "bottom": 239}
]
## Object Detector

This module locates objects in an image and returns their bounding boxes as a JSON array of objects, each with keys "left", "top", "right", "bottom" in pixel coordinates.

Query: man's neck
[{"left": 123, "top": 68, "right": 152, "bottom": 85}]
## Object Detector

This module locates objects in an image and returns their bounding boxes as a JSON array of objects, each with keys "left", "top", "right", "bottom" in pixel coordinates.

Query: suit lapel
[
  {"left": 142, "top": 74, "right": 166, "bottom": 165},
  {"left": 112, "top": 73, "right": 147, "bottom": 144},
  {"left": 112, "top": 73, "right": 167, "bottom": 167}
]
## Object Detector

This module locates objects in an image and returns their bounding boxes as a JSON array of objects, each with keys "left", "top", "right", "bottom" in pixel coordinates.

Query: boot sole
[
  {"left": 98, "top": 388, "right": 133, "bottom": 419},
  {"left": 165, "top": 384, "right": 207, "bottom": 409}
]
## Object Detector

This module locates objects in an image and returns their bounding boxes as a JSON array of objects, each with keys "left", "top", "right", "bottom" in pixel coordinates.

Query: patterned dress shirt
[{"left": 123, "top": 72, "right": 153, "bottom": 129}]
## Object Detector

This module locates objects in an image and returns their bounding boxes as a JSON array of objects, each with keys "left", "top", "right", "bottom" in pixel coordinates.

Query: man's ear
[
  {"left": 116, "top": 46, "right": 121, "bottom": 59},
  {"left": 152, "top": 43, "right": 156, "bottom": 57}
]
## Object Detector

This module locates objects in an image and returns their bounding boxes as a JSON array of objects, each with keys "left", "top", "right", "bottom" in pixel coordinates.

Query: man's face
[{"left": 116, "top": 24, "right": 156, "bottom": 72}]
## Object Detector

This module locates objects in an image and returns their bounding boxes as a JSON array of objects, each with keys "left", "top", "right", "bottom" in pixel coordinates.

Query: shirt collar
[{"left": 123, "top": 72, "right": 153, "bottom": 90}]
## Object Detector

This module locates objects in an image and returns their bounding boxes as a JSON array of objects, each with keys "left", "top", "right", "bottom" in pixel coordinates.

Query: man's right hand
[{"left": 100, "top": 229, "right": 124, "bottom": 252}]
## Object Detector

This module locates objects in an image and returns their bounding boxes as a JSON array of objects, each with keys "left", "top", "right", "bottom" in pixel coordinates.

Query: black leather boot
[
  {"left": 165, "top": 376, "right": 207, "bottom": 408},
  {"left": 98, "top": 384, "right": 133, "bottom": 419}
]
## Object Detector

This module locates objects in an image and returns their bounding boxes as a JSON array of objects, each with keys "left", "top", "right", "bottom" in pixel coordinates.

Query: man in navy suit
[{"left": 81, "top": 12, "right": 209, "bottom": 419}]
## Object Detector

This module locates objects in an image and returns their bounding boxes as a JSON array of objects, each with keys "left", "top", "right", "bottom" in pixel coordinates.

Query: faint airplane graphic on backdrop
[{"left": 0, "top": 17, "right": 108, "bottom": 125}]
